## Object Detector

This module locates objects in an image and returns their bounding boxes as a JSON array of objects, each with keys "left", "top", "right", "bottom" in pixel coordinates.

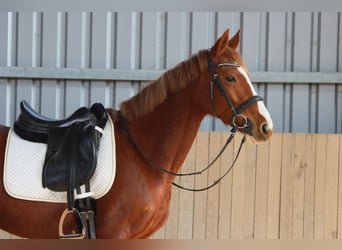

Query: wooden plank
[
  {"left": 292, "top": 133, "right": 306, "bottom": 238},
  {"left": 338, "top": 135, "right": 342, "bottom": 239},
  {"left": 314, "top": 134, "right": 327, "bottom": 239},
  {"left": 191, "top": 12, "right": 214, "bottom": 131},
  {"left": 254, "top": 139, "right": 270, "bottom": 239},
  {"left": 317, "top": 13, "right": 339, "bottom": 133},
  {"left": 192, "top": 132, "right": 209, "bottom": 239},
  {"left": 337, "top": 85, "right": 342, "bottom": 134},
  {"left": 319, "top": 13, "right": 339, "bottom": 71},
  {"left": 64, "top": 13, "right": 86, "bottom": 113},
  {"left": 65, "top": 81, "right": 89, "bottom": 114},
  {"left": 324, "top": 134, "right": 339, "bottom": 239},
  {"left": 89, "top": 12, "right": 111, "bottom": 106},
  {"left": 217, "top": 12, "right": 240, "bottom": 39},
  {"left": 291, "top": 14, "right": 312, "bottom": 132},
  {"left": 65, "top": 13, "right": 82, "bottom": 68},
  {"left": 317, "top": 85, "right": 336, "bottom": 133},
  {"left": 205, "top": 132, "right": 221, "bottom": 239},
  {"left": 191, "top": 12, "right": 214, "bottom": 53},
  {"left": 141, "top": 13, "right": 158, "bottom": 70},
  {"left": 303, "top": 134, "right": 316, "bottom": 239},
  {"left": 292, "top": 85, "right": 310, "bottom": 132},
  {"left": 230, "top": 133, "right": 255, "bottom": 239},
  {"left": 240, "top": 12, "right": 267, "bottom": 71},
  {"left": 0, "top": 13, "right": 8, "bottom": 125},
  {"left": 15, "top": 13, "right": 40, "bottom": 114},
  {"left": 114, "top": 12, "right": 133, "bottom": 109},
  {"left": 166, "top": 12, "right": 186, "bottom": 68},
  {"left": 241, "top": 137, "right": 257, "bottom": 239},
  {"left": 217, "top": 132, "right": 234, "bottom": 239},
  {"left": 293, "top": 13, "right": 312, "bottom": 71},
  {"left": 40, "top": 13, "right": 60, "bottom": 118},
  {"left": 0, "top": 80, "right": 7, "bottom": 125},
  {"left": 266, "top": 133, "right": 283, "bottom": 239},
  {"left": 17, "top": 13, "right": 32, "bottom": 67},
  {"left": 265, "top": 13, "right": 287, "bottom": 133},
  {"left": 267, "top": 12, "right": 287, "bottom": 71},
  {"left": 230, "top": 132, "right": 246, "bottom": 239},
  {"left": 2, "top": 67, "right": 342, "bottom": 83},
  {"left": 279, "top": 133, "right": 295, "bottom": 239},
  {"left": 177, "top": 135, "right": 197, "bottom": 239},
  {"left": 0, "top": 13, "right": 7, "bottom": 66}
]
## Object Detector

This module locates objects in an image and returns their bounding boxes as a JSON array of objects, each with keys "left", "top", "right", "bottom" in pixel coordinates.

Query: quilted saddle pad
[{"left": 3, "top": 115, "right": 116, "bottom": 203}]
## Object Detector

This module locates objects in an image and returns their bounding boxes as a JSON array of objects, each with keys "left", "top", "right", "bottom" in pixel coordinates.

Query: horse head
[{"left": 207, "top": 29, "right": 273, "bottom": 142}]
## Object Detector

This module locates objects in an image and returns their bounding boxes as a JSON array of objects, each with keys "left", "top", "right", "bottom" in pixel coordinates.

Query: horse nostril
[{"left": 261, "top": 123, "right": 269, "bottom": 137}]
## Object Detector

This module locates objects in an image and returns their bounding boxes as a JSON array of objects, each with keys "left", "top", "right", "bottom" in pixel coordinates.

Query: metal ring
[{"left": 232, "top": 114, "right": 248, "bottom": 129}]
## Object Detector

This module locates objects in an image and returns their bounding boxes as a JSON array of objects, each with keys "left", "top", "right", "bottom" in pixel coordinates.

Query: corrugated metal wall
[{"left": 0, "top": 12, "right": 341, "bottom": 133}]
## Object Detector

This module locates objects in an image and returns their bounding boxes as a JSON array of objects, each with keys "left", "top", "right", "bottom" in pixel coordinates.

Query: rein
[
  {"left": 118, "top": 112, "right": 245, "bottom": 192},
  {"left": 118, "top": 51, "right": 263, "bottom": 192}
]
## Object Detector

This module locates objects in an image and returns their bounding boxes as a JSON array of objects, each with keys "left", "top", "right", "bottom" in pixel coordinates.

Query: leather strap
[{"left": 235, "top": 95, "right": 264, "bottom": 114}]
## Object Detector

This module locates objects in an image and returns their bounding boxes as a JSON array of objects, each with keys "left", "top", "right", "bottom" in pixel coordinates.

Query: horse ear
[
  {"left": 211, "top": 29, "right": 230, "bottom": 56},
  {"left": 228, "top": 29, "right": 240, "bottom": 50}
]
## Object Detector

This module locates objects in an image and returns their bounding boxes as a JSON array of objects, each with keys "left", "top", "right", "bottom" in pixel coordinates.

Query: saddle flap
[{"left": 42, "top": 122, "right": 98, "bottom": 192}]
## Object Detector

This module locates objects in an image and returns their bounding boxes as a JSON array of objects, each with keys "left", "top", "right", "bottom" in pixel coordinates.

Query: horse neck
[{"left": 126, "top": 83, "right": 207, "bottom": 181}]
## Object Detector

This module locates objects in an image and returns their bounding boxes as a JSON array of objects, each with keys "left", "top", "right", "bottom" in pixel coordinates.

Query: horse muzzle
[{"left": 236, "top": 116, "right": 273, "bottom": 142}]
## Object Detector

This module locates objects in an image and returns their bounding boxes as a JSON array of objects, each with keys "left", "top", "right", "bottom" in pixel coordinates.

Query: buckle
[{"left": 59, "top": 208, "right": 86, "bottom": 239}]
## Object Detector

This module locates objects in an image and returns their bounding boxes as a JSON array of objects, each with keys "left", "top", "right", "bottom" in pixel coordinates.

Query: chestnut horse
[{"left": 0, "top": 29, "right": 273, "bottom": 238}]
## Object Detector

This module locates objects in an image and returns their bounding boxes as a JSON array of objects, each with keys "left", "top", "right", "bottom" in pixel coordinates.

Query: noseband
[{"left": 208, "top": 53, "right": 263, "bottom": 131}]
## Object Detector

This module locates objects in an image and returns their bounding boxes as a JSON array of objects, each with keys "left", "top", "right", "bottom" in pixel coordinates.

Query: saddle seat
[{"left": 14, "top": 100, "right": 98, "bottom": 143}]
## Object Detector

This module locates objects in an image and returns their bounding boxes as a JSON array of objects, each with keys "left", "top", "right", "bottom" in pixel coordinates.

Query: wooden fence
[
  {"left": 152, "top": 132, "right": 342, "bottom": 239},
  {"left": 1, "top": 132, "right": 342, "bottom": 239}
]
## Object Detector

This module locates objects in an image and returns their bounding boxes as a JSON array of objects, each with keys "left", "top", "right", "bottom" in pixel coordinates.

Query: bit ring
[{"left": 232, "top": 114, "right": 248, "bottom": 129}]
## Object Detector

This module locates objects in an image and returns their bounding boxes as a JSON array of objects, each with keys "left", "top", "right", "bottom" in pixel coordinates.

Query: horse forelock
[{"left": 119, "top": 50, "right": 208, "bottom": 121}]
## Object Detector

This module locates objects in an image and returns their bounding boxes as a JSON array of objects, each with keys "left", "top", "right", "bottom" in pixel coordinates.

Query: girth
[{"left": 13, "top": 100, "right": 108, "bottom": 239}]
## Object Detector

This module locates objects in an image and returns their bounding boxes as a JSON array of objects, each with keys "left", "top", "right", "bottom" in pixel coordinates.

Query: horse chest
[{"left": 97, "top": 182, "right": 172, "bottom": 238}]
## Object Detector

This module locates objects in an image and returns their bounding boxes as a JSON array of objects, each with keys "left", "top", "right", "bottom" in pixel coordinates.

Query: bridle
[
  {"left": 207, "top": 52, "right": 263, "bottom": 130},
  {"left": 118, "top": 51, "right": 264, "bottom": 192}
]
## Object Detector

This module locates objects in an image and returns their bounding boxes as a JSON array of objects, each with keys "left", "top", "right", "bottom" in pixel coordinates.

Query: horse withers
[{"left": 0, "top": 28, "right": 273, "bottom": 239}]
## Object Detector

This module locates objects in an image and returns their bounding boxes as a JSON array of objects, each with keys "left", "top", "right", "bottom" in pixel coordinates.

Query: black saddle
[
  {"left": 14, "top": 99, "right": 108, "bottom": 192},
  {"left": 14, "top": 100, "right": 107, "bottom": 143},
  {"left": 14, "top": 100, "right": 108, "bottom": 238}
]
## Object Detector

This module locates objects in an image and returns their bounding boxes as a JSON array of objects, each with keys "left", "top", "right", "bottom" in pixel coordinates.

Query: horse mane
[{"left": 119, "top": 50, "right": 209, "bottom": 121}]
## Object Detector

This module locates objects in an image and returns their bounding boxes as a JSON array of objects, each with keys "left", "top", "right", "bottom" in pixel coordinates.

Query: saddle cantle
[{"left": 13, "top": 100, "right": 108, "bottom": 238}]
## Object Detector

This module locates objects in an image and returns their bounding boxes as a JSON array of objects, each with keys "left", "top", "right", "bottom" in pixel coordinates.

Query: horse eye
[{"left": 225, "top": 75, "right": 236, "bottom": 83}]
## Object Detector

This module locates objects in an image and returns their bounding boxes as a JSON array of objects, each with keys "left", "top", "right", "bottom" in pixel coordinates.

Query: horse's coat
[{"left": 0, "top": 29, "right": 273, "bottom": 238}]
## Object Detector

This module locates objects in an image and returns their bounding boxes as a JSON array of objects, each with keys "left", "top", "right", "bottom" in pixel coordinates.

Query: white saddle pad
[{"left": 3, "top": 115, "right": 116, "bottom": 203}]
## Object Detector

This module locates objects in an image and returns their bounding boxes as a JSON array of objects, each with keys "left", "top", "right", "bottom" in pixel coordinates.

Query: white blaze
[{"left": 237, "top": 67, "right": 274, "bottom": 130}]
